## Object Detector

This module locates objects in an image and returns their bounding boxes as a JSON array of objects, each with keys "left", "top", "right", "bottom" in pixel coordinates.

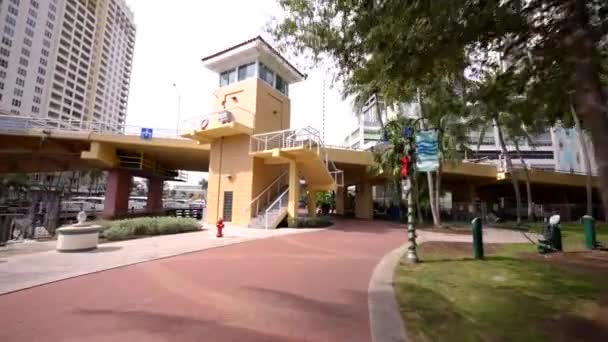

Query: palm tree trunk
[
  {"left": 494, "top": 118, "right": 522, "bottom": 225},
  {"left": 564, "top": 0, "right": 608, "bottom": 222},
  {"left": 413, "top": 169, "right": 423, "bottom": 224},
  {"left": 435, "top": 159, "right": 442, "bottom": 225},
  {"left": 513, "top": 139, "right": 533, "bottom": 221},
  {"left": 571, "top": 102, "right": 593, "bottom": 217}
]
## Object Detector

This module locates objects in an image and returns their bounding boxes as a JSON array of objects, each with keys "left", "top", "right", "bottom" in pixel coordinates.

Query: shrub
[
  {"left": 102, "top": 216, "right": 200, "bottom": 241},
  {"left": 288, "top": 216, "right": 332, "bottom": 228}
]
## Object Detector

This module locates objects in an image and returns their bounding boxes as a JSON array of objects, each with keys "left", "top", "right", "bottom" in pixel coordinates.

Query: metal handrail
[
  {"left": 244, "top": 171, "right": 288, "bottom": 216},
  {"left": 250, "top": 125, "right": 344, "bottom": 187},
  {"left": 264, "top": 188, "right": 289, "bottom": 229},
  {"left": 0, "top": 113, "right": 190, "bottom": 139}
]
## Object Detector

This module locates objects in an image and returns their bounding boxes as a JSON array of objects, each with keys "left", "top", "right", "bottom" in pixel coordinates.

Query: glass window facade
[
  {"left": 238, "top": 62, "right": 255, "bottom": 81},
  {"left": 258, "top": 63, "right": 274, "bottom": 85},
  {"left": 219, "top": 69, "right": 236, "bottom": 87}
]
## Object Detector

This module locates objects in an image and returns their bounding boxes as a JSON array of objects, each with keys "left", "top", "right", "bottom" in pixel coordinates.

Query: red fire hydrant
[{"left": 216, "top": 218, "right": 224, "bottom": 238}]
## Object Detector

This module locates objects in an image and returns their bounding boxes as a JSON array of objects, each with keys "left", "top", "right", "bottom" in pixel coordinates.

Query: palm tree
[{"left": 513, "top": 138, "right": 534, "bottom": 221}]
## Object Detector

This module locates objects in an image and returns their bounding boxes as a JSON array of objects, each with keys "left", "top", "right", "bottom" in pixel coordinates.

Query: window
[
  {"left": 17, "top": 67, "right": 26, "bottom": 76},
  {"left": 219, "top": 69, "right": 236, "bottom": 87},
  {"left": 19, "top": 57, "right": 28, "bottom": 67},
  {"left": 38, "top": 67, "right": 45, "bottom": 76},
  {"left": 258, "top": 63, "right": 274, "bottom": 86},
  {"left": 275, "top": 75, "right": 288, "bottom": 95},
  {"left": 34, "top": 86, "right": 42, "bottom": 94},
  {"left": 4, "top": 26, "right": 14, "bottom": 37},
  {"left": 26, "top": 18, "right": 36, "bottom": 28},
  {"left": 11, "top": 98, "right": 21, "bottom": 107},
  {"left": 8, "top": 5, "right": 18, "bottom": 16},
  {"left": 0, "top": 70, "right": 5, "bottom": 78},
  {"left": 16, "top": 77, "right": 24, "bottom": 86},
  {"left": 33, "top": 96, "right": 41, "bottom": 103},
  {"left": 23, "top": 37, "right": 32, "bottom": 47},
  {"left": 28, "top": 8, "right": 37, "bottom": 18},
  {"left": 5, "top": 15, "right": 17, "bottom": 26},
  {"left": 25, "top": 28, "right": 34, "bottom": 38},
  {"left": 36, "top": 76, "right": 44, "bottom": 85},
  {"left": 0, "top": 81, "right": 3, "bottom": 89},
  {"left": 30, "top": 0, "right": 39, "bottom": 9},
  {"left": 41, "top": 49, "right": 49, "bottom": 57},
  {"left": 21, "top": 47, "right": 30, "bottom": 57},
  {"left": 10, "top": 0, "right": 20, "bottom": 6},
  {"left": 0, "top": 47, "right": 9, "bottom": 57},
  {"left": 31, "top": 105, "right": 39, "bottom": 113},
  {"left": 14, "top": 88, "right": 23, "bottom": 97},
  {"left": 44, "top": 30, "right": 52, "bottom": 39},
  {"left": 40, "top": 57, "right": 47, "bottom": 66},
  {"left": 0, "top": 59, "right": 7, "bottom": 68},
  {"left": 1, "top": 37, "right": 11, "bottom": 46},
  {"left": 238, "top": 62, "right": 255, "bottom": 81}
]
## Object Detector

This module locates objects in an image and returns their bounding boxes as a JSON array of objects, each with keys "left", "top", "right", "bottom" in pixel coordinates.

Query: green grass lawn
[{"left": 394, "top": 242, "right": 607, "bottom": 341}]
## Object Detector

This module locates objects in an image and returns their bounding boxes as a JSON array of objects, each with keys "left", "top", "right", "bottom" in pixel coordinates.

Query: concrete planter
[{"left": 56, "top": 226, "right": 101, "bottom": 252}]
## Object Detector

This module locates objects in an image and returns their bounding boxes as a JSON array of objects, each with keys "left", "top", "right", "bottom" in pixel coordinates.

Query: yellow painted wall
[
  {"left": 211, "top": 78, "right": 258, "bottom": 128},
  {"left": 206, "top": 134, "right": 254, "bottom": 226},
  {"left": 355, "top": 182, "right": 373, "bottom": 219},
  {"left": 255, "top": 79, "right": 290, "bottom": 134}
]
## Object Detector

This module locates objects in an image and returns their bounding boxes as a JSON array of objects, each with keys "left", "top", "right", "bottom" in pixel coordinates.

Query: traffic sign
[{"left": 140, "top": 127, "right": 153, "bottom": 140}]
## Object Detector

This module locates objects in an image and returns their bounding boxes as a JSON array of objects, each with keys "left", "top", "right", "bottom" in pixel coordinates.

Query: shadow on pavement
[{"left": 76, "top": 308, "right": 311, "bottom": 342}]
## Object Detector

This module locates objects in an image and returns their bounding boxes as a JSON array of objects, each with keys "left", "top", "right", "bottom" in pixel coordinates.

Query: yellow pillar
[
  {"left": 335, "top": 187, "right": 345, "bottom": 215},
  {"left": 287, "top": 160, "right": 299, "bottom": 218},
  {"left": 355, "top": 182, "right": 373, "bottom": 219},
  {"left": 308, "top": 190, "right": 317, "bottom": 217}
]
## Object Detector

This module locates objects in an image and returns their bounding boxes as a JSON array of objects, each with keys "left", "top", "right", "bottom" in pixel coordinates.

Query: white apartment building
[
  {"left": 0, "top": 0, "right": 135, "bottom": 132},
  {"left": 344, "top": 95, "right": 597, "bottom": 174}
]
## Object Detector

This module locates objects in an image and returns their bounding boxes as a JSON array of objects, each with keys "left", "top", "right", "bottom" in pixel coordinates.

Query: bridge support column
[
  {"left": 336, "top": 187, "right": 345, "bottom": 215},
  {"left": 103, "top": 169, "right": 132, "bottom": 219},
  {"left": 308, "top": 190, "right": 317, "bottom": 217},
  {"left": 355, "top": 182, "right": 373, "bottom": 219},
  {"left": 146, "top": 177, "right": 164, "bottom": 213},
  {"left": 287, "top": 160, "right": 299, "bottom": 219}
]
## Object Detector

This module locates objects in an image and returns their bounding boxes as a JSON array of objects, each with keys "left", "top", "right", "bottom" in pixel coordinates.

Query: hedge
[
  {"left": 100, "top": 216, "right": 201, "bottom": 241},
  {"left": 287, "top": 216, "right": 332, "bottom": 228}
]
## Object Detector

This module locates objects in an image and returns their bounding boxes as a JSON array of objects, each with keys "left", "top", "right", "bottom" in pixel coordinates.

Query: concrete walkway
[
  {"left": 0, "top": 226, "right": 320, "bottom": 295},
  {"left": 0, "top": 220, "right": 537, "bottom": 341}
]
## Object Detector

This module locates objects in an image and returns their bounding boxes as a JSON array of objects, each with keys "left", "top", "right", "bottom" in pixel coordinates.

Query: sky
[{"left": 123, "top": 0, "right": 357, "bottom": 185}]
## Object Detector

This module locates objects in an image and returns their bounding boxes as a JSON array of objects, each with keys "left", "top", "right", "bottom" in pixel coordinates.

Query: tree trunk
[
  {"left": 413, "top": 169, "right": 423, "bottom": 224},
  {"left": 417, "top": 88, "right": 440, "bottom": 226},
  {"left": 426, "top": 171, "right": 440, "bottom": 226},
  {"left": 435, "top": 160, "right": 442, "bottom": 226},
  {"left": 513, "top": 140, "right": 533, "bottom": 221},
  {"left": 571, "top": 101, "right": 594, "bottom": 217},
  {"left": 564, "top": 0, "right": 608, "bottom": 221},
  {"left": 494, "top": 118, "right": 522, "bottom": 225}
]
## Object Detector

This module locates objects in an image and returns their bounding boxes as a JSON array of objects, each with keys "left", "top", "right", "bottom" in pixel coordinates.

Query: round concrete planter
[{"left": 56, "top": 225, "right": 102, "bottom": 252}]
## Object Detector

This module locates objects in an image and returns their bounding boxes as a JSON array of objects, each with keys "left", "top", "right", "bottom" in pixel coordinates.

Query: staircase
[
  {"left": 248, "top": 188, "right": 289, "bottom": 229},
  {"left": 245, "top": 171, "right": 289, "bottom": 229},
  {"left": 250, "top": 126, "right": 344, "bottom": 189}
]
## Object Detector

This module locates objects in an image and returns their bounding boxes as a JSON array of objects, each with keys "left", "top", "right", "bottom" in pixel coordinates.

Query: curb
[{"left": 368, "top": 244, "right": 409, "bottom": 342}]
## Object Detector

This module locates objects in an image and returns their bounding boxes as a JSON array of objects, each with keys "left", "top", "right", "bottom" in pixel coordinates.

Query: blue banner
[{"left": 415, "top": 130, "right": 439, "bottom": 172}]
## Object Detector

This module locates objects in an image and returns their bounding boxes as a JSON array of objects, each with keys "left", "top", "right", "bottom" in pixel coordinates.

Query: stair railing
[
  {"left": 244, "top": 171, "right": 288, "bottom": 218},
  {"left": 264, "top": 188, "right": 289, "bottom": 229}
]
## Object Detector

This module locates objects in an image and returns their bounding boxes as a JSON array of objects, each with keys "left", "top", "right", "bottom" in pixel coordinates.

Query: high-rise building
[
  {"left": 344, "top": 95, "right": 597, "bottom": 175},
  {"left": 0, "top": 0, "right": 135, "bottom": 132}
]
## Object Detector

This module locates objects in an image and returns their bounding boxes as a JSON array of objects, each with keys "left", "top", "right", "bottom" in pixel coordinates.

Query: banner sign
[{"left": 415, "top": 130, "right": 439, "bottom": 172}]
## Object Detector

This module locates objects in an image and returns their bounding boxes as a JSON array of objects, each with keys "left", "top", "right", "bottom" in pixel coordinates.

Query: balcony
[{"left": 181, "top": 106, "right": 254, "bottom": 143}]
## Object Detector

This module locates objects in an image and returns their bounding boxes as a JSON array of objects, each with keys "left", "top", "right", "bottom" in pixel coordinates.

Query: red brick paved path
[{"left": 0, "top": 219, "right": 405, "bottom": 342}]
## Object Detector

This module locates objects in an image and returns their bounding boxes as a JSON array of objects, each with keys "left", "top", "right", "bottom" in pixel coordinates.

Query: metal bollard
[
  {"left": 472, "top": 217, "right": 484, "bottom": 260},
  {"left": 583, "top": 215, "right": 597, "bottom": 250}
]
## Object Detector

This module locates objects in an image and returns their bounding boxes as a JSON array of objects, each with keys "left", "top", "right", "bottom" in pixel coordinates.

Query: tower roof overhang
[{"left": 202, "top": 36, "right": 306, "bottom": 84}]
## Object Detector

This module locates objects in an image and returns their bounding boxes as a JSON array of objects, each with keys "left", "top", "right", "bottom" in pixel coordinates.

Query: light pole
[{"left": 172, "top": 83, "right": 181, "bottom": 136}]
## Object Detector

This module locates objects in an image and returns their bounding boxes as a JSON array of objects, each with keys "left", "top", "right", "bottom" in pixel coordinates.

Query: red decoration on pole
[{"left": 401, "top": 156, "right": 410, "bottom": 178}]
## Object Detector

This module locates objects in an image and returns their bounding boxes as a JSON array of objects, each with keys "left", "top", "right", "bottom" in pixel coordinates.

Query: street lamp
[{"left": 172, "top": 83, "right": 181, "bottom": 136}]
